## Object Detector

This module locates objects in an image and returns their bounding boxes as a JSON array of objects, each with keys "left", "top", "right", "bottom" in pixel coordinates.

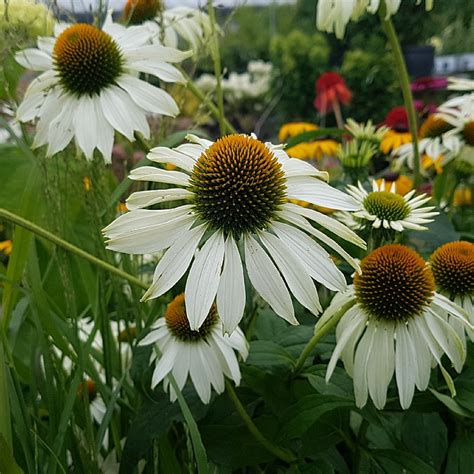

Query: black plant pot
[{"left": 402, "top": 45, "right": 435, "bottom": 78}]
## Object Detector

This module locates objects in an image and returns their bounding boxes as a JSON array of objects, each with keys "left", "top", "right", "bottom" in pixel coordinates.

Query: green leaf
[
  {"left": 369, "top": 448, "right": 437, "bottom": 474},
  {"left": 245, "top": 340, "right": 295, "bottom": 371},
  {"left": 0, "top": 434, "right": 23, "bottom": 474},
  {"left": 119, "top": 387, "right": 208, "bottom": 474},
  {"left": 401, "top": 413, "right": 448, "bottom": 471},
  {"left": 278, "top": 394, "right": 353, "bottom": 439},
  {"left": 303, "top": 365, "right": 354, "bottom": 399},
  {"left": 445, "top": 435, "right": 474, "bottom": 474},
  {"left": 429, "top": 388, "right": 474, "bottom": 418}
]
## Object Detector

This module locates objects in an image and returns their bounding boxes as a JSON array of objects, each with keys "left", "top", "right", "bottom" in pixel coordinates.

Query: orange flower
[
  {"left": 0, "top": 240, "right": 12, "bottom": 256},
  {"left": 453, "top": 188, "right": 472, "bottom": 207}
]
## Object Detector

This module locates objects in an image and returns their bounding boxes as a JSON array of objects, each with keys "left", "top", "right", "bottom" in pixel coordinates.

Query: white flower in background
[
  {"left": 15, "top": 13, "right": 190, "bottom": 161},
  {"left": 430, "top": 241, "right": 474, "bottom": 345},
  {"left": 448, "top": 77, "right": 474, "bottom": 91},
  {"left": 247, "top": 60, "right": 273, "bottom": 77},
  {"left": 344, "top": 180, "right": 438, "bottom": 232},
  {"left": 321, "top": 244, "right": 471, "bottom": 409},
  {"left": 195, "top": 73, "right": 218, "bottom": 93},
  {"left": 392, "top": 113, "right": 463, "bottom": 171},
  {"left": 104, "top": 133, "right": 365, "bottom": 334},
  {"left": 437, "top": 93, "right": 474, "bottom": 149},
  {"left": 317, "top": 0, "right": 434, "bottom": 39},
  {"left": 124, "top": 1, "right": 213, "bottom": 52},
  {"left": 139, "top": 294, "right": 248, "bottom": 404}
]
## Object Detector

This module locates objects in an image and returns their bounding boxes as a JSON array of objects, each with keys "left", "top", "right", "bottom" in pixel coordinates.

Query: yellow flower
[
  {"left": 376, "top": 175, "right": 413, "bottom": 196},
  {"left": 278, "top": 122, "right": 318, "bottom": 142},
  {"left": 287, "top": 140, "right": 340, "bottom": 160},
  {"left": 0, "top": 0, "right": 55, "bottom": 38},
  {"left": 83, "top": 177, "right": 92, "bottom": 192},
  {"left": 0, "top": 240, "right": 12, "bottom": 256},
  {"left": 117, "top": 202, "right": 128, "bottom": 213},
  {"left": 422, "top": 154, "right": 443, "bottom": 174},
  {"left": 380, "top": 130, "right": 411, "bottom": 154},
  {"left": 453, "top": 188, "right": 472, "bottom": 207}
]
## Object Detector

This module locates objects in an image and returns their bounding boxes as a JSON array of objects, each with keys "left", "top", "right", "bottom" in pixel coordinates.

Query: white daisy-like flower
[
  {"left": 448, "top": 77, "right": 474, "bottom": 91},
  {"left": 104, "top": 133, "right": 365, "bottom": 334},
  {"left": 124, "top": 1, "right": 213, "bottom": 53},
  {"left": 321, "top": 244, "right": 471, "bottom": 409},
  {"left": 317, "top": 0, "right": 433, "bottom": 39},
  {"left": 437, "top": 93, "right": 474, "bottom": 149},
  {"left": 15, "top": 12, "right": 190, "bottom": 161},
  {"left": 344, "top": 180, "right": 438, "bottom": 232},
  {"left": 392, "top": 113, "right": 461, "bottom": 170},
  {"left": 430, "top": 241, "right": 474, "bottom": 345},
  {"left": 139, "top": 294, "right": 248, "bottom": 404}
]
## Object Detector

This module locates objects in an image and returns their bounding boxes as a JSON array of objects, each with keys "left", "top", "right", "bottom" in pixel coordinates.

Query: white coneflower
[
  {"left": 104, "top": 133, "right": 365, "bottom": 334},
  {"left": 321, "top": 244, "right": 471, "bottom": 409},
  {"left": 124, "top": 0, "right": 213, "bottom": 52},
  {"left": 430, "top": 241, "right": 474, "bottom": 344},
  {"left": 437, "top": 93, "right": 474, "bottom": 149},
  {"left": 344, "top": 179, "right": 438, "bottom": 232},
  {"left": 139, "top": 294, "right": 248, "bottom": 404},
  {"left": 392, "top": 114, "right": 461, "bottom": 170},
  {"left": 15, "top": 13, "right": 190, "bottom": 162},
  {"left": 317, "top": 0, "right": 433, "bottom": 39}
]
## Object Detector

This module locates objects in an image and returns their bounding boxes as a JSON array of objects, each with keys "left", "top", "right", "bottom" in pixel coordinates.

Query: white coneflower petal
[
  {"left": 105, "top": 133, "right": 361, "bottom": 332},
  {"left": 217, "top": 237, "right": 246, "bottom": 335}
]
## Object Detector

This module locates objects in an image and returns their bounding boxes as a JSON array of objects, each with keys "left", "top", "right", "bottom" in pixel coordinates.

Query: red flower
[
  {"left": 314, "top": 72, "right": 352, "bottom": 114},
  {"left": 411, "top": 76, "right": 447, "bottom": 92},
  {"left": 383, "top": 106, "right": 409, "bottom": 132}
]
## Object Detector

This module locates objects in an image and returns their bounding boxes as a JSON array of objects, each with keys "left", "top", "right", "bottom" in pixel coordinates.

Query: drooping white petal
[
  {"left": 210, "top": 332, "right": 242, "bottom": 385},
  {"left": 100, "top": 85, "right": 150, "bottom": 140},
  {"left": 185, "top": 231, "right": 225, "bottom": 330},
  {"left": 199, "top": 343, "right": 225, "bottom": 393},
  {"left": 353, "top": 322, "right": 376, "bottom": 408},
  {"left": 286, "top": 177, "right": 359, "bottom": 211},
  {"left": 141, "top": 224, "right": 206, "bottom": 301},
  {"left": 129, "top": 166, "right": 190, "bottom": 186},
  {"left": 282, "top": 159, "right": 329, "bottom": 180},
  {"left": 126, "top": 188, "right": 193, "bottom": 210},
  {"left": 189, "top": 346, "right": 212, "bottom": 403},
  {"left": 46, "top": 96, "right": 75, "bottom": 155},
  {"left": 106, "top": 213, "right": 196, "bottom": 254},
  {"left": 283, "top": 202, "right": 366, "bottom": 249},
  {"left": 278, "top": 209, "right": 361, "bottom": 272},
  {"left": 117, "top": 75, "right": 179, "bottom": 117},
  {"left": 151, "top": 342, "right": 180, "bottom": 388},
  {"left": 367, "top": 322, "right": 394, "bottom": 410},
  {"left": 126, "top": 60, "right": 186, "bottom": 83},
  {"left": 147, "top": 147, "right": 196, "bottom": 172},
  {"left": 217, "top": 237, "right": 246, "bottom": 335},
  {"left": 74, "top": 95, "right": 99, "bottom": 159},
  {"left": 271, "top": 221, "right": 347, "bottom": 292},
  {"left": 244, "top": 234, "right": 297, "bottom": 325},
  {"left": 395, "top": 322, "right": 416, "bottom": 409},
  {"left": 126, "top": 44, "right": 192, "bottom": 63},
  {"left": 16, "top": 91, "right": 46, "bottom": 122},
  {"left": 408, "top": 319, "right": 432, "bottom": 391},
  {"left": 260, "top": 230, "right": 321, "bottom": 315},
  {"left": 326, "top": 307, "right": 366, "bottom": 381},
  {"left": 15, "top": 48, "right": 52, "bottom": 71}
]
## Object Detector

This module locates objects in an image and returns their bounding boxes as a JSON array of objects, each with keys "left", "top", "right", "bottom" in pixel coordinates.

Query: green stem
[
  {"left": 0, "top": 338, "right": 12, "bottom": 453},
  {"left": 379, "top": 6, "right": 421, "bottom": 187},
  {"left": 225, "top": 381, "right": 296, "bottom": 464},
  {"left": 0, "top": 208, "right": 148, "bottom": 291},
  {"left": 183, "top": 75, "right": 235, "bottom": 134},
  {"left": 294, "top": 300, "right": 356, "bottom": 373},
  {"left": 207, "top": 0, "right": 226, "bottom": 135}
]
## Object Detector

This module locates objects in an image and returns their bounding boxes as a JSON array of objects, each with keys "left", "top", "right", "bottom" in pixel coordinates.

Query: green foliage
[
  {"left": 270, "top": 30, "right": 330, "bottom": 120},
  {"left": 341, "top": 49, "right": 401, "bottom": 123}
]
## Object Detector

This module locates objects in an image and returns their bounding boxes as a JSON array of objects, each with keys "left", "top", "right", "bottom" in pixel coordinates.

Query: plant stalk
[
  {"left": 379, "top": 5, "right": 421, "bottom": 186},
  {"left": 0, "top": 208, "right": 148, "bottom": 292},
  {"left": 294, "top": 300, "right": 356, "bottom": 373},
  {"left": 225, "top": 381, "right": 296, "bottom": 464}
]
